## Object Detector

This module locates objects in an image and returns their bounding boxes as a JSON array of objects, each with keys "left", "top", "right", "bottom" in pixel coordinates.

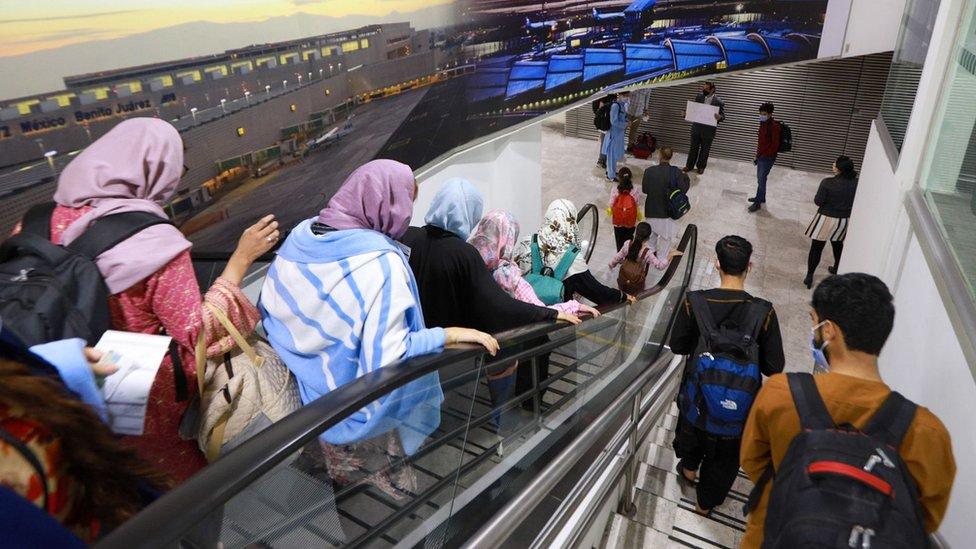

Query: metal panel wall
[{"left": 566, "top": 52, "right": 892, "bottom": 172}]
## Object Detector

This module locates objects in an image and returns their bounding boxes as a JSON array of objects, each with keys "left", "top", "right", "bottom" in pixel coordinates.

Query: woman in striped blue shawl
[{"left": 260, "top": 159, "right": 498, "bottom": 498}]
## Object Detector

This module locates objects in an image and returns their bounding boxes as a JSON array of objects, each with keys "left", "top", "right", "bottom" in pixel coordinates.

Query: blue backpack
[
  {"left": 679, "top": 292, "right": 770, "bottom": 437},
  {"left": 524, "top": 235, "right": 579, "bottom": 305}
]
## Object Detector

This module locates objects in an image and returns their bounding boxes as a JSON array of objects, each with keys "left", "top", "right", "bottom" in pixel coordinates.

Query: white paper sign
[
  {"left": 685, "top": 100, "right": 720, "bottom": 127},
  {"left": 95, "top": 330, "right": 172, "bottom": 436}
]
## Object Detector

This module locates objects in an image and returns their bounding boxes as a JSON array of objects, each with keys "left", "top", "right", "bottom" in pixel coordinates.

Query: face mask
[
  {"left": 759, "top": 115, "right": 769, "bottom": 122},
  {"left": 810, "top": 320, "right": 830, "bottom": 372}
]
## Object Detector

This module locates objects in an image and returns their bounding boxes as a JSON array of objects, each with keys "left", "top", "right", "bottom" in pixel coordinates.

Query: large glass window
[
  {"left": 879, "top": 0, "right": 942, "bottom": 154},
  {"left": 919, "top": 0, "right": 976, "bottom": 297}
]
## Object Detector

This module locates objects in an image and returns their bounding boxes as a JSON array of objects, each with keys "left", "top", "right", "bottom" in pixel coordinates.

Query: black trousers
[
  {"left": 685, "top": 125, "right": 716, "bottom": 171},
  {"left": 672, "top": 415, "right": 741, "bottom": 510},
  {"left": 613, "top": 226, "right": 635, "bottom": 251},
  {"left": 806, "top": 239, "right": 844, "bottom": 279}
]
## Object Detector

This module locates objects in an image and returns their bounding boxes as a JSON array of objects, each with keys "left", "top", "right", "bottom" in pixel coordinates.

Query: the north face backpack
[
  {"left": 611, "top": 191, "right": 638, "bottom": 227},
  {"left": 0, "top": 202, "right": 170, "bottom": 346},
  {"left": 678, "top": 293, "right": 769, "bottom": 437},
  {"left": 617, "top": 248, "right": 649, "bottom": 295},
  {"left": 747, "top": 373, "right": 927, "bottom": 549},
  {"left": 524, "top": 234, "right": 579, "bottom": 305},
  {"left": 594, "top": 103, "right": 613, "bottom": 131},
  {"left": 666, "top": 166, "right": 691, "bottom": 220},
  {"left": 778, "top": 121, "right": 793, "bottom": 153}
]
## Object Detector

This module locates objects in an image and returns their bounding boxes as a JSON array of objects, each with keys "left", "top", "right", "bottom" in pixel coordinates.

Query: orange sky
[{"left": 0, "top": 0, "right": 452, "bottom": 57}]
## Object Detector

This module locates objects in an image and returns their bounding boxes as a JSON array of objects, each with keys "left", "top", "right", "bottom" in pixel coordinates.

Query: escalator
[{"left": 96, "top": 214, "right": 699, "bottom": 549}]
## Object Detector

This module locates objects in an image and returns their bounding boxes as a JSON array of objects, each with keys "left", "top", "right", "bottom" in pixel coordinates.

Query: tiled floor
[{"left": 540, "top": 123, "right": 828, "bottom": 370}]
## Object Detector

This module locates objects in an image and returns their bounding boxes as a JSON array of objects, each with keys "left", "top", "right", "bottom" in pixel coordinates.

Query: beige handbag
[{"left": 195, "top": 303, "right": 302, "bottom": 462}]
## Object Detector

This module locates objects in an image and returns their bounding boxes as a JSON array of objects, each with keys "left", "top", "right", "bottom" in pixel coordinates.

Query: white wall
[
  {"left": 879, "top": 235, "right": 976, "bottom": 547},
  {"left": 413, "top": 123, "right": 543, "bottom": 234},
  {"left": 842, "top": 0, "right": 908, "bottom": 57}
]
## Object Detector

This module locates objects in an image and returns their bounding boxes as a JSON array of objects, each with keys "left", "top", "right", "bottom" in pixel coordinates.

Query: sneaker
[
  {"left": 747, "top": 197, "right": 758, "bottom": 203},
  {"left": 828, "top": 266, "right": 838, "bottom": 275},
  {"left": 675, "top": 463, "right": 697, "bottom": 488},
  {"left": 748, "top": 202, "right": 762, "bottom": 213}
]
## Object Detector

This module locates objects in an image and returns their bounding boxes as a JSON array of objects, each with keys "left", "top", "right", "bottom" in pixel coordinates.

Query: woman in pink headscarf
[
  {"left": 260, "top": 159, "right": 498, "bottom": 499},
  {"left": 23, "top": 118, "right": 280, "bottom": 482}
]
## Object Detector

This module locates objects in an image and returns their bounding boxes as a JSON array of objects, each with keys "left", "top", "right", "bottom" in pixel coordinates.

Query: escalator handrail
[
  {"left": 97, "top": 224, "right": 698, "bottom": 549},
  {"left": 576, "top": 203, "right": 600, "bottom": 264}
]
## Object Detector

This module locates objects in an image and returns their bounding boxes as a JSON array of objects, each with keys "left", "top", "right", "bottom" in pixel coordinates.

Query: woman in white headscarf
[{"left": 515, "top": 199, "right": 633, "bottom": 306}]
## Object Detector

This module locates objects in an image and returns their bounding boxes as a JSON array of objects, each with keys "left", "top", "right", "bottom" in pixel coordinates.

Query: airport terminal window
[
  {"left": 918, "top": 0, "right": 976, "bottom": 298},
  {"left": 879, "top": 0, "right": 941, "bottom": 155}
]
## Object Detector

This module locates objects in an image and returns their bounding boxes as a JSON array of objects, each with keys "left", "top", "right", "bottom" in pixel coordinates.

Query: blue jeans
[{"left": 755, "top": 157, "right": 775, "bottom": 204}]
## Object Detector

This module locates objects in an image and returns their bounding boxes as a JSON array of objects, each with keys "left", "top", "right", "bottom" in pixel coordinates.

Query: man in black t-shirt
[{"left": 668, "top": 235, "right": 785, "bottom": 516}]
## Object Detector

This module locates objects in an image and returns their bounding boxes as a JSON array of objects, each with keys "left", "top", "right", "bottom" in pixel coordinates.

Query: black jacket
[
  {"left": 669, "top": 289, "right": 785, "bottom": 377},
  {"left": 814, "top": 176, "right": 858, "bottom": 218},
  {"left": 642, "top": 163, "right": 690, "bottom": 219},
  {"left": 402, "top": 225, "right": 557, "bottom": 333}
]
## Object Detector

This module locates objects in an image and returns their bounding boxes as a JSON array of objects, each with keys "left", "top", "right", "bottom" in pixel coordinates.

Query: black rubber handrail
[
  {"left": 97, "top": 223, "right": 698, "bottom": 549},
  {"left": 576, "top": 203, "right": 600, "bottom": 264}
]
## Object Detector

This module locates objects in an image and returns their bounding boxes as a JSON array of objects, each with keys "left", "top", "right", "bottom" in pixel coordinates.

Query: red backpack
[{"left": 612, "top": 192, "right": 638, "bottom": 227}]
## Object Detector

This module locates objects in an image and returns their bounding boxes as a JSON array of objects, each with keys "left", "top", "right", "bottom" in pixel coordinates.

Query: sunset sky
[{"left": 0, "top": 0, "right": 452, "bottom": 57}]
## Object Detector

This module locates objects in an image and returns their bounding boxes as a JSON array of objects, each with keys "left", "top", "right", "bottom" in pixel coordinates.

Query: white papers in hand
[
  {"left": 685, "top": 101, "right": 720, "bottom": 127},
  {"left": 95, "top": 330, "right": 172, "bottom": 436}
]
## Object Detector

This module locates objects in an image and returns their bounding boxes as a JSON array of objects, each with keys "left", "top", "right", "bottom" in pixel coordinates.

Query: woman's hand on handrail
[
  {"left": 445, "top": 327, "right": 500, "bottom": 356},
  {"left": 556, "top": 311, "right": 582, "bottom": 325},
  {"left": 577, "top": 303, "right": 601, "bottom": 318},
  {"left": 222, "top": 214, "right": 280, "bottom": 285}
]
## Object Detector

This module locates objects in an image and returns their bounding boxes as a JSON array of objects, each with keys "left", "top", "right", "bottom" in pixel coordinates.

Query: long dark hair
[
  {"left": 616, "top": 167, "right": 633, "bottom": 192},
  {"left": 627, "top": 222, "right": 652, "bottom": 262},
  {"left": 0, "top": 358, "right": 168, "bottom": 532},
  {"left": 835, "top": 155, "right": 858, "bottom": 180}
]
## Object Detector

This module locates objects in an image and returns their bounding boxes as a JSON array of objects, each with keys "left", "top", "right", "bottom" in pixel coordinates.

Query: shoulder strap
[
  {"left": 0, "top": 424, "right": 49, "bottom": 512},
  {"left": 552, "top": 245, "right": 580, "bottom": 280},
  {"left": 21, "top": 202, "right": 57, "bottom": 239},
  {"left": 687, "top": 292, "right": 720, "bottom": 346},
  {"left": 67, "top": 211, "right": 171, "bottom": 260},
  {"left": 863, "top": 391, "right": 918, "bottom": 448},
  {"left": 530, "top": 235, "right": 544, "bottom": 275},
  {"left": 786, "top": 373, "right": 836, "bottom": 431},
  {"left": 743, "top": 299, "right": 771, "bottom": 341}
]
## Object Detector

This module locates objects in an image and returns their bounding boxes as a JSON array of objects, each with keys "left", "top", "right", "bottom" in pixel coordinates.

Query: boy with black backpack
[
  {"left": 740, "top": 273, "right": 955, "bottom": 548},
  {"left": 670, "top": 235, "right": 785, "bottom": 516}
]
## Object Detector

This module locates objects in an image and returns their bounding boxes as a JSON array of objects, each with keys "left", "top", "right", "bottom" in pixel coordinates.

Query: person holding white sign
[{"left": 683, "top": 82, "right": 725, "bottom": 175}]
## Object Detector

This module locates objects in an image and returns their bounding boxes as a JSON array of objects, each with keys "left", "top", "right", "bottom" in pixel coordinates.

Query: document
[
  {"left": 685, "top": 100, "right": 720, "bottom": 126},
  {"left": 95, "top": 330, "right": 172, "bottom": 436}
]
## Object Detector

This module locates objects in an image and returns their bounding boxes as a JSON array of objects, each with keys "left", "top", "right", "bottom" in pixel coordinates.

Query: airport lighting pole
[
  {"left": 220, "top": 98, "right": 227, "bottom": 113},
  {"left": 190, "top": 107, "right": 198, "bottom": 122},
  {"left": 34, "top": 138, "right": 45, "bottom": 158},
  {"left": 244, "top": 91, "right": 251, "bottom": 105},
  {"left": 297, "top": 74, "right": 302, "bottom": 85},
  {"left": 265, "top": 84, "right": 271, "bottom": 97},
  {"left": 319, "top": 69, "right": 324, "bottom": 79}
]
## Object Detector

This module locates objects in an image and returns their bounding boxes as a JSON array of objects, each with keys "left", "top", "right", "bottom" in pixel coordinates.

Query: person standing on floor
[
  {"left": 740, "top": 274, "right": 955, "bottom": 548},
  {"left": 749, "top": 102, "right": 782, "bottom": 213},
  {"left": 593, "top": 95, "right": 615, "bottom": 168},
  {"left": 803, "top": 156, "right": 859, "bottom": 288},
  {"left": 683, "top": 82, "right": 725, "bottom": 175},
  {"left": 602, "top": 91, "right": 630, "bottom": 181},
  {"left": 642, "top": 146, "right": 690, "bottom": 264},
  {"left": 669, "top": 235, "right": 785, "bottom": 516},
  {"left": 609, "top": 167, "right": 641, "bottom": 251}
]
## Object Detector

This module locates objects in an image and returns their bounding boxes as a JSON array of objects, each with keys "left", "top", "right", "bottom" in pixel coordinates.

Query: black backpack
[
  {"left": 778, "top": 121, "right": 793, "bottom": 153},
  {"left": 747, "top": 373, "right": 927, "bottom": 549},
  {"left": 0, "top": 202, "right": 170, "bottom": 346},
  {"left": 594, "top": 103, "right": 613, "bottom": 131},
  {"left": 666, "top": 166, "right": 691, "bottom": 220}
]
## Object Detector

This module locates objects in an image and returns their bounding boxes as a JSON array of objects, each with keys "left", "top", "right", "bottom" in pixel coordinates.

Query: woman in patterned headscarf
[{"left": 515, "top": 199, "right": 633, "bottom": 307}]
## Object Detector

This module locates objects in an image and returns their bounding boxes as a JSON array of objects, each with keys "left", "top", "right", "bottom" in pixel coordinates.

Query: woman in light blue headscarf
[{"left": 402, "top": 178, "right": 578, "bottom": 333}]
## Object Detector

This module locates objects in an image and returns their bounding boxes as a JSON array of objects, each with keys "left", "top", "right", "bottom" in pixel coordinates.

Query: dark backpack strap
[
  {"left": 0, "top": 424, "right": 49, "bottom": 512},
  {"left": 66, "top": 211, "right": 171, "bottom": 260},
  {"left": 744, "top": 466, "right": 774, "bottom": 515},
  {"left": 20, "top": 202, "right": 57, "bottom": 239},
  {"left": 863, "top": 391, "right": 918, "bottom": 449},
  {"left": 787, "top": 373, "right": 836, "bottom": 431},
  {"left": 740, "top": 299, "right": 771, "bottom": 361},
  {"left": 687, "top": 292, "right": 720, "bottom": 347},
  {"left": 169, "top": 339, "right": 189, "bottom": 402}
]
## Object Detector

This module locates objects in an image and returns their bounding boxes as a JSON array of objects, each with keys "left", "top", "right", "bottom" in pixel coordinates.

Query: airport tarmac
[{"left": 187, "top": 87, "right": 429, "bottom": 254}]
